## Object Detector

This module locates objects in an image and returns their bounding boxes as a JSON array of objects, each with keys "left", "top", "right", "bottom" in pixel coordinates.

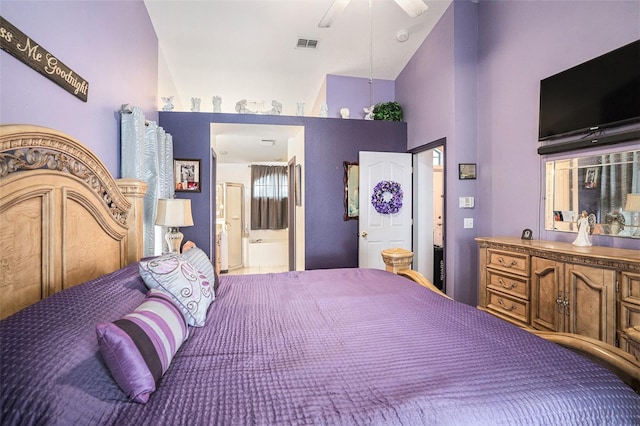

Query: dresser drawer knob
[
  {"left": 497, "top": 257, "right": 518, "bottom": 268},
  {"left": 498, "top": 278, "right": 518, "bottom": 289},
  {"left": 498, "top": 298, "right": 517, "bottom": 311}
]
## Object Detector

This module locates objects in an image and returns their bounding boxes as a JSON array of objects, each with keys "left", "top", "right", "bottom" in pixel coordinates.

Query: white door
[
  {"left": 433, "top": 165, "right": 444, "bottom": 247},
  {"left": 412, "top": 150, "right": 434, "bottom": 280},
  {"left": 359, "top": 151, "right": 412, "bottom": 269},
  {"left": 225, "top": 183, "right": 244, "bottom": 270}
]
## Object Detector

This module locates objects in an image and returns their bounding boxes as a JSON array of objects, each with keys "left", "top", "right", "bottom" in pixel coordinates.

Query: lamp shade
[
  {"left": 155, "top": 198, "right": 194, "bottom": 227},
  {"left": 624, "top": 193, "right": 640, "bottom": 212}
]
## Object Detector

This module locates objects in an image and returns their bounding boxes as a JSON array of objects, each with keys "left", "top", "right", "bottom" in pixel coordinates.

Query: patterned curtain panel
[
  {"left": 633, "top": 151, "right": 640, "bottom": 194},
  {"left": 120, "top": 105, "right": 174, "bottom": 256},
  {"left": 250, "top": 165, "right": 288, "bottom": 230},
  {"left": 600, "top": 151, "right": 634, "bottom": 216},
  {"left": 120, "top": 105, "right": 145, "bottom": 180}
]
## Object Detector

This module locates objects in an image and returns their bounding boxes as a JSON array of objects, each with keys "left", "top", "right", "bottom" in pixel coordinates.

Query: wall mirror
[{"left": 545, "top": 149, "right": 640, "bottom": 238}]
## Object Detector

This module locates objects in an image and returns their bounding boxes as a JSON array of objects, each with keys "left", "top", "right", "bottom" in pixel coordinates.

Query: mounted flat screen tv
[{"left": 538, "top": 40, "right": 640, "bottom": 141}]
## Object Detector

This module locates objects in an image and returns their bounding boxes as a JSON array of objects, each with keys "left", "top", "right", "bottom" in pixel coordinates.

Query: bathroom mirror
[{"left": 545, "top": 149, "right": 640, "bottom": 238}]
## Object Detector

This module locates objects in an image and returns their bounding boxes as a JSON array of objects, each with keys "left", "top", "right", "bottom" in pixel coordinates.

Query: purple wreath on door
[{"left": 371, "top": 180, "right": 403, "bottom": 214}]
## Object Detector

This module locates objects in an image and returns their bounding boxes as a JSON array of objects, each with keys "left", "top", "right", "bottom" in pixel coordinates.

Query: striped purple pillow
[{"left": 96, "top": 289, "right": 189, "bottom": 404}]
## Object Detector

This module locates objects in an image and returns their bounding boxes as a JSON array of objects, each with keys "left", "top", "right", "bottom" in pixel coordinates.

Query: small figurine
[
  {"left": 162, "top": 96, "right": 174, "bottom": 111},
  {"left": 319, "top": 104, "right": 329, "bottom": 117},
  {"left": 340, "top": 107, "right": 350, "bottom": 119},
  {"left": 190, "top": 97, "right": 201, "bottom": 112},
  {"left": 235, "top": 99, "right": 249, "bottom": 114},
  {"left": 572, "top": 210, "right": 592, "bottom": 246},
  {"left": 212, "top": 96, "right": 222, "bottom": 113},
  {"left": 364, "top": 105, "right": 375, "bottom": 120},
  {"left": 267, "top": 100, "right": 282, "bottom": 115},
  {"left": 296, "top": 102, "right": 305, "bottom": 116}
]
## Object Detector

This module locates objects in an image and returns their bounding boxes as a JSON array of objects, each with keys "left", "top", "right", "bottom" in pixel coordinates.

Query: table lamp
[{"left": 155, "top": 198, "right": 194, "bottom": 253}]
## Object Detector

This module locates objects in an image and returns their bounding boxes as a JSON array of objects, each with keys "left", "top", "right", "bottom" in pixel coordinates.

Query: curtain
[
  {"left": 632, "top": 151, "right": 640, "bottom": 194},
  {"left": 251, "top": 165, "right": 288, "bottom": 230},
  {"left": 600, "top": 151, "right": 634, "bottom": 214},
  {"left": 120, "top": 105, "right": 174, "bottom": 256}
]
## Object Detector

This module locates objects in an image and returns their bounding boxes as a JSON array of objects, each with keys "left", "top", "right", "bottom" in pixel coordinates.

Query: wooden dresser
[{"left": 476, "top": 237, "right": 640, "bottom": 359}]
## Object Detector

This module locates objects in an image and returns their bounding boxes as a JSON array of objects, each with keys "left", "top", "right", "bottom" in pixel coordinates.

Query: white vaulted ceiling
[{"left": 144, "top": 0, "right": 452, "bottom": 162}]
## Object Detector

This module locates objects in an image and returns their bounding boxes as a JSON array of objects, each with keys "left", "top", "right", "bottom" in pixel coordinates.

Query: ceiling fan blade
[
  {"left": 393, "top": 0, "right": 428, "bottom": 18},
  {"left": 318, "top": 0, "right": 351, "bottom": 28}
]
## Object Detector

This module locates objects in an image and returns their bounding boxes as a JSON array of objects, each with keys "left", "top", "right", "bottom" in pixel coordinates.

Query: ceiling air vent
[{"left": 296, "top": 38, "right": 318, "bottom": 50}]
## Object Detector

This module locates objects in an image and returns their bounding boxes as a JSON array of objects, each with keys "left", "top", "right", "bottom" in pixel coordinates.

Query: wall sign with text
[{"left": 0, "top": 16, "right": 89, "bottom": 102}]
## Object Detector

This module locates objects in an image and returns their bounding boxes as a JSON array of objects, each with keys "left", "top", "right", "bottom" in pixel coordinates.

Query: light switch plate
[{"left": 464, "top": 218, "right": 474, "bottom": 229}]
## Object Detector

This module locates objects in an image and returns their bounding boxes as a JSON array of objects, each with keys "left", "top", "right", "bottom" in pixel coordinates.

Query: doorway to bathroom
[{"left": 212, "top": 123, "right": 304, "bottom": 274}]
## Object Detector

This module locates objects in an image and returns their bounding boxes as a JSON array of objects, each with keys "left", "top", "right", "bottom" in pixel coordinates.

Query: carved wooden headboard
[{"left": 0, "top": 124, "right": 146, "bottom": 319}]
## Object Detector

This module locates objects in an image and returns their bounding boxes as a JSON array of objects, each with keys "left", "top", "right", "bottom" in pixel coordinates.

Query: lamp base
[{"left": 165, "top": 227, "right": 184, "bottom": 254}]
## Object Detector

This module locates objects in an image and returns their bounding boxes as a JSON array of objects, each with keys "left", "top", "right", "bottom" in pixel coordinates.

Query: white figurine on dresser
[{"left": 572, "top": 210, "right": 592, "bottom": 246}]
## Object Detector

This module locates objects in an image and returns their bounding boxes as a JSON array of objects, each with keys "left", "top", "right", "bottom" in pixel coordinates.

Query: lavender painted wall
[
  {"left": 450, "top": 2, "right": 479, "bottom": 305},
  {"left": 476, "top": 0, "right": 640, "bottom": 251},
  {"left": 326, "top": 74, "right": 395, "bottom": 119},
  {"left": 159, "top": 112, "right": 406, "bottom": 268},
  {"left": 396, "top": 2, "right": 480, "bottom": 305},
  {"left": 302, "top": 117, "right": 407, "bottom": 269},
  {"left": 397, "top": 7, "right": 454, "bottom": 150},
  {"left": 0, "top": 0, "right": 158, "bottom": 176},
  {"left": 157, "top": 112, "right": 213, "bottom": 256}
]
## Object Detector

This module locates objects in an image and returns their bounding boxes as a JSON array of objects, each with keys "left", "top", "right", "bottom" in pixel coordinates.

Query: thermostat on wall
[{"left": 459, "top": 196, "right": 475, "bottom": 208}]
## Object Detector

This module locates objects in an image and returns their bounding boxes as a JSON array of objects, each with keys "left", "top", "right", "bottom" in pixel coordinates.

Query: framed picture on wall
[
  {"left": 458, "top": 163, "right": 477, "bottom": 180},
  {"left": 584, "top": 167, "right": 599, "bottom": 189},
  {"left": 174, "top": 158, "right": 201, "bottom": 192},
  {"left": 343, "top": 161, "right": 359, "bottom": 220}
]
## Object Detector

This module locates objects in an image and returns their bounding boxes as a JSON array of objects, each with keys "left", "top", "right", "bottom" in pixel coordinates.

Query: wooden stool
[{"left": 381, "top": 248, "right": 413, "bottom": 274}]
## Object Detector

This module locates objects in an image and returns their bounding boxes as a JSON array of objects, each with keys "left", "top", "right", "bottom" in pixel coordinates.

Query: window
[
  {"left": 433, "top": 149, "right": 443, "bottom": 166},
  {"left": 250, "top": 165, "right": 288, "bottom": 230}
]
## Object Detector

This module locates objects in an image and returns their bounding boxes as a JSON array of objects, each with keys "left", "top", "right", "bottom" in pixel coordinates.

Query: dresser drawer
[
  {"left": 619, "top": 328, "right": 640, "bottom": 362},
  {"left": 487, "top": 290, "right": 529, "bottom": 324},
  {"left": 619, "top": 301, "right": 640, "bottom": 330},
  {"left": 487, "top": 270, "right": 529, "bottom": 299},
  {"left": 619, "top": 271, "right": 640, "bottom": 305},
  {"left": 487, "top": 249, "right": 529, "bottom": 277}
]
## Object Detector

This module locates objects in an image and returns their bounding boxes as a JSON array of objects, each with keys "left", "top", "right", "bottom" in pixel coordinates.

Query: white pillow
[
  {"left": 181, "top": 246, "right": 217, "bottom": 294},
  {"left": 138, "top": 254, "right": 214, "bottom": 327}
]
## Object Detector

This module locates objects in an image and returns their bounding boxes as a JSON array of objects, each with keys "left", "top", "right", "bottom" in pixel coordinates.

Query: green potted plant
[{"left": 372, "top": 101, "right": 403, "bottom": 122}]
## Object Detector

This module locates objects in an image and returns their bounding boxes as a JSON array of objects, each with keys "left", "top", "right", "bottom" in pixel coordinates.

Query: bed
[
  {"left": 1, "top": 125, "right": 639, "bottom": 425},
  {"left": 0, "top": 124, "right": 146, "bottom": 320}
]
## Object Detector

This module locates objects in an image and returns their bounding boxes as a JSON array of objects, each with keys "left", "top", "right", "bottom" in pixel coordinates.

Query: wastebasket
[{"left": 433, "top": 245, "right": 444, "bottom": 291}]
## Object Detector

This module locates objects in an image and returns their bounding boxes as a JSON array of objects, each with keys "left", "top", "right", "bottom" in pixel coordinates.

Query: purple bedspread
[{"left": 1, "top": 266, "right": 639, "bottom": 425}]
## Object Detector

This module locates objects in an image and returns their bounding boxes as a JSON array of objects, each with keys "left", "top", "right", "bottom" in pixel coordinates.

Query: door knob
[{"left": 361, "top": 231, "right": 368, "bottom": 238}]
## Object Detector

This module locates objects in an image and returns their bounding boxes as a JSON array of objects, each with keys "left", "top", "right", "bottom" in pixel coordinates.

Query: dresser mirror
[{"left": 545, "top": 149, "right": 640, "bottom": 238}]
